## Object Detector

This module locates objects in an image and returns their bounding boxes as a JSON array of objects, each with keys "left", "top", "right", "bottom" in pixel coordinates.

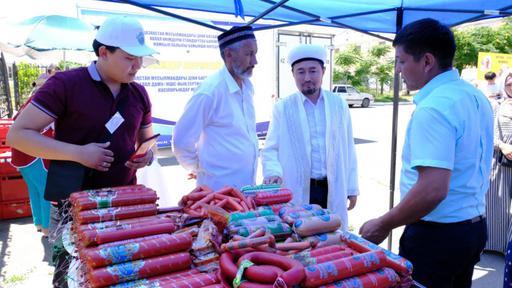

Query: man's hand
[
  {"left": 126, "top": 149, "right": 154, "bottom": 170},
  {"left": 187, "top": 172, "right": 197, "bottom": 180},
  {"left": 500, "top": 143, "right": 512, "bottom": 160},
  {"left": 263, "top": 176, "right": 282, "bottom": 184},
  {"left": 359, "top": 217, "right": 391, "bottom": 245},
  {"left": 347, "top": 195, "right": 357, "bottom": 210},
  {"left": 78, "top": 142, "right": 114, "bottom": 171}
]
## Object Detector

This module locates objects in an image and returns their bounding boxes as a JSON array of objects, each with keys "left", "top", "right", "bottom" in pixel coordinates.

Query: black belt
[
  {"left": 310, "top": 177, "right": 328, "bottom": 187},
  {"left": 418, "top": 215, "right": 485, "bottom": 226}
]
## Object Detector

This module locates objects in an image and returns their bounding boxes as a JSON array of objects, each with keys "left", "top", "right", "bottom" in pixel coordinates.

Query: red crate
[
  {"left": 0, "top": 174, "right": 28, "bottom": 202},
  {"left": 0, "top": 151, "right": 18, "bottom": 175},
  {"left": 0, "top": 120, "right": 13, "bottom": 148},
  {"left": 0, "top": 200, "right": 31, "bottom": 219}
]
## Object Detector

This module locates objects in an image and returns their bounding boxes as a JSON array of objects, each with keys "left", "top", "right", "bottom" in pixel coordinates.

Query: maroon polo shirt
[{"left": 31, "top": 62, "right": 152, "bottom": 189}]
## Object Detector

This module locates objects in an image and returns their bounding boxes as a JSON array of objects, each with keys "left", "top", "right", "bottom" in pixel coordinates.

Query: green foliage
[
  {"left": 16, "top": 62, "right": 40, "bottom": 99},
  {"left": 334, "top": 43, "right": 394, "bottom": 95},
  {"left": 57, "top": 60, "right": 82, "bottom": 70},
  {"left": 453, "top": 19, "right": 512, "bottom": 71}
]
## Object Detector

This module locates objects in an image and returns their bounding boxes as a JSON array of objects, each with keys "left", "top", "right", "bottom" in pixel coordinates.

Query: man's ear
[
  {"left": 423, "top": 52, "right": 437, "bottom": 73},
  {"left": 98, "top": 46, "right": 109, "bottom": 59}
]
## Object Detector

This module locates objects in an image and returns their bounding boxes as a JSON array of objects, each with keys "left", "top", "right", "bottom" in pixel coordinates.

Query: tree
[
  {"left": 334, "top": 43, "right": 393, "bottom": 95},
  {"left": 16, "top": 62, "right": 40, "bottom": 103},
  {"left": 453, "top": 19, "right": 512, "bottom": 72}
]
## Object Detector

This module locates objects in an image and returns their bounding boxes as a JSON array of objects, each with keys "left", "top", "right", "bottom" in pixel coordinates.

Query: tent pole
[{"left": 387, "top": 7, "right": 403, "bottom": 252}]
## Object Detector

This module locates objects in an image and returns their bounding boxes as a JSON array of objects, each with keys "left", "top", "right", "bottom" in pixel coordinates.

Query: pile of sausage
[
  {"left": 69, "top": 185, "right": 222, "bottom": 288},
  {"left": 67, "top": 184, "right": 413, "bottom": 288},
  {"left": 179, "top": 186, "right": 255, "bottom": 217}
]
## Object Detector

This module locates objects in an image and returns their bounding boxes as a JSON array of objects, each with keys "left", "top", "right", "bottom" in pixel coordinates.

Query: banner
[{"left": 477, "top": 52, "right": 512, "bottom": 80}]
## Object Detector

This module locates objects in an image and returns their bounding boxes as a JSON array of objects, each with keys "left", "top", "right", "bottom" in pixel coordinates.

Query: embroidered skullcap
[
  {"left": 217, "top": 26, "right": 255, "bottom": 50},
  {"left": 288, "top": 44, "right": 327, "bottom": 67}
]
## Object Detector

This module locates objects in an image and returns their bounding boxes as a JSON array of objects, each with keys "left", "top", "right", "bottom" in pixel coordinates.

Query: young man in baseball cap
[{"left": 7, "top": 15, "right": 158, "bottom": 287}]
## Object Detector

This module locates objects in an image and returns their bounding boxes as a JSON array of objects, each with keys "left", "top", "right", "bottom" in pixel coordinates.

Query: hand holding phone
[{"left": 130, "top": 134, "right": 160, "bottom": 161}]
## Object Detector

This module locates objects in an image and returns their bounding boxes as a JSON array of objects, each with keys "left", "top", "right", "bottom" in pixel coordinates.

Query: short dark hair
[
  {"left": 92, "top": 39, "right": 118, "bottom": 57},
  {"left": 484, "top": 71, "right": 497, "bottom": 80},
  {"left": 393, "top": 18, "right": 455, "bottom": 71}
]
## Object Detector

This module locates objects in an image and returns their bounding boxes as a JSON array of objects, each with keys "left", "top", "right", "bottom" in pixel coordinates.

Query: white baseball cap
[{"left": 95, "top": 16, "right": 157, "bottom": 57}]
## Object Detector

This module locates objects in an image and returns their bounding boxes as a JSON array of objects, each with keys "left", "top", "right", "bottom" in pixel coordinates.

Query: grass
[
  {"left": 1, "top": 267, "right": 35, "bottom": 287},
  {"left": 374, "top": 94, "right": 413, "bottom": 103}
]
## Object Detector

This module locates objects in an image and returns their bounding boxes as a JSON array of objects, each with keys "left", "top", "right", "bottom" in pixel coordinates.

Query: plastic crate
[
  {"left": 0, "top": 200, "right": 31, "bottom": 219},
  {"left": 0, "top": 151, "right": 17, "bottom": 175},
  {"left": 0, "top": 119, "right": 13, "bottom": 148},
  {"left": 0, "top": 174, "right": 28, "bottom": 202}
]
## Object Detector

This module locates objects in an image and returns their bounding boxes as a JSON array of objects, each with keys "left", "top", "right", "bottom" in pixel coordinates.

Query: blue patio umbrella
[{"left": 0, "top": 15, "right": 96, "bottom": 60}]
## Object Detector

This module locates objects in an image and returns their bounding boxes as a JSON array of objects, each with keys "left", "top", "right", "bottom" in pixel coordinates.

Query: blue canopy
[{"left": 98, "top": 0, "right": 511, "bottom": 40}]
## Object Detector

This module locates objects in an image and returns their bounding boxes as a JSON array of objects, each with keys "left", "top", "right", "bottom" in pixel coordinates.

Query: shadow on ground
[{"left": 0, "top": 217, "right": 52, "bottom": 280}]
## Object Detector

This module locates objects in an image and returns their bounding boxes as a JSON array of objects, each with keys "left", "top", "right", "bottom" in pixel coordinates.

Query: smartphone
[{"left": 130, "top": 133, "right": 160, "bottom": 160}]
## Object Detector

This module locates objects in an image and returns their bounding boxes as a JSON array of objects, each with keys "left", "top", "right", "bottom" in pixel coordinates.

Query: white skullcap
[{"left": 288, "top": 44, "right": 327, "bottom": 67}]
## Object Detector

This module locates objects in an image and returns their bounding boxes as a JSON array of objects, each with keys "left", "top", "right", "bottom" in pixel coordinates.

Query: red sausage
[
  {"left": 238, "top": 252, "right": 305, "bottom": 287},
  {"left": 245, "top": 265, "right": 284, "bottom": 283},
  {"left": 219, "top": 252, "right": 238, "bottom": 282}
]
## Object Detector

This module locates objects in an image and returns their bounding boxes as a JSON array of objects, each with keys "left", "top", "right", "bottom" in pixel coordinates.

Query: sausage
[
  {"left": 81, "top": 233, "right": 192, "bottom": 268},
  {"left": 69, "top": 185, "right": 146, "bottom": 202},
  {"left": 87, "top": 252, "right": 192, "bottom": 287},
  {"left": 221, "top": 235, "right": 276, "bottom": 252},
  {"left": 321, "top": 267, "right": 400, "bottom": 288},
  {"left": 110, "top": 269, "right": 201, "bottom": 288},
  {"left": 74, "top": 204, "right": 158, "bottom": 225},
  {"left": 78, "top": 222, "right": 176, "bottom": 247},
  {"left": 303, "top": 250, "right": 387, "bottom": 287},
  {"left": 275, "top": 241, "right": 312, "bottom": 251},
  {"left": 340, "top": 230, "right": 413, "bottom": 276},
  {"left": 238, "top": 252, "right": 305, "bottom": 288},
  {"left": 160, "top": 272, "right": 218, "bottom": 288},
  {"left": 73, "top": 191, "right": 157, "bottom": 211},
  {"left": 245, "top": 265, "right": 284, "bottom": 283},
  {"left": 292, "top": 214, "right": 342, "bottom": 237},
  {"left": 253, "top": 189, "right": 292, "bottom": 206},
  {"left": 219, "top": 252, "right": 237, "bottom": 282},
  {"left": 229, "top": 209, "right": 274, "bottom": 223},
  {"left": 278, "top": 204, "right": 322, "bottom": 218}
]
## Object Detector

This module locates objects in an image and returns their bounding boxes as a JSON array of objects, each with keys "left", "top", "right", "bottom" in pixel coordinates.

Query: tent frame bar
[{"left": 116, "top": 0, "right": 226, "bottom": 32}]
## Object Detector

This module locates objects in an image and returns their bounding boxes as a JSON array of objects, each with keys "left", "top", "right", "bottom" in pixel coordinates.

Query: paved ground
[{"left": 0, "top": 103, "right": 506, "bottom": 287}]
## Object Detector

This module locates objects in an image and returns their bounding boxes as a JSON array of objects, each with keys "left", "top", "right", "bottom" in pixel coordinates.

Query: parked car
[{"left": 332, "top": 84, "right": 374, "bottom": 108}]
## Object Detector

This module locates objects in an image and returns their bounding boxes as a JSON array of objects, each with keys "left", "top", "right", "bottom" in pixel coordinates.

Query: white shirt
[
  {"left": 303, "top": 93, "right": 327, "bottom": 179},
  {"left": 173, "top": 66, "right": 259, "bottom": 190}
]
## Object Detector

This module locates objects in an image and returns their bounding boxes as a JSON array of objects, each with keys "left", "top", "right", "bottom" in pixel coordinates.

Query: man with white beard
[{"left": 173, "top": 26, "right": 259, "bottom": 190}]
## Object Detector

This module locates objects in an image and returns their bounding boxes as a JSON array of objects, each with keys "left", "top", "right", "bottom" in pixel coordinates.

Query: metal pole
[{"left": 387, "top": 7, "right": 403, "bottom": 251}]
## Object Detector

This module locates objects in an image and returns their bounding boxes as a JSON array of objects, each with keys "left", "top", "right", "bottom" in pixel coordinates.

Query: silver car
[{"left": 332, "top": 84, "right": 374, "bottom": 108}]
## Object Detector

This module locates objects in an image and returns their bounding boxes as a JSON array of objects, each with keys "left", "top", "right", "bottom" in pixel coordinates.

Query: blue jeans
[{"left": 19, "top": 158, "right": 50, "bottom": 229}]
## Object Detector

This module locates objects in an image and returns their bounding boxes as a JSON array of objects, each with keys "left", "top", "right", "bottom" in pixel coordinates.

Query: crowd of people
[{"left": 4, "top": 14, "right": 511, "bottom": 288}]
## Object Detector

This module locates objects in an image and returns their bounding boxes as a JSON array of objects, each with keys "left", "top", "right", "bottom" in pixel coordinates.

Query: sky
[{"left": 0, "top": 0, "right": 80, "bottom": 20}]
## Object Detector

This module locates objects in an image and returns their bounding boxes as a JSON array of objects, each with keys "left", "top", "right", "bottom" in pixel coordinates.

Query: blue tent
[
  {"left": 97, "top": 0, "right": 511, "bottom": 249},
  {"left": 98, "top": 1, "right": 511, "bottom": 37}
]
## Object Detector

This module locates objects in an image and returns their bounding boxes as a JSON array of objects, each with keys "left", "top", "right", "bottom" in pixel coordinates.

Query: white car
[{"left": 332, "top": 84, "right": 374, "bottom": 108}]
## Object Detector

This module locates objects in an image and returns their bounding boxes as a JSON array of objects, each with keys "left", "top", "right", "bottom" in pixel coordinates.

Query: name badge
[{"left": 105, "top": 112, "right": 125, "bottom": 134}]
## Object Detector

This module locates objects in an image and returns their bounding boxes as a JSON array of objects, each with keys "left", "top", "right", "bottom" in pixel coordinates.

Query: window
[
  {"left": 337, "top": 86, "right": 347, "bottom": 93},
  {"left": 347, "top": 87, "right": 356, "bottom": 93}
]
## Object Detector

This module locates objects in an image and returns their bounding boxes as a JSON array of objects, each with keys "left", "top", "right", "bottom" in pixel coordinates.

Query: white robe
[{"left": 261, "top": 89, "right": 359, "bottom": 229}]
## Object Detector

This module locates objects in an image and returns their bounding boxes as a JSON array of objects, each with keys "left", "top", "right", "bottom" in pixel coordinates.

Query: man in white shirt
[
  {"left": 481, "top": 71, "right": 501, "bottom": 99},
  {"left": 173, "top": 26, "right": 259, "bottom": 190},
  {"left": 261, "top": 44, "right": 359, "bottom": 229}
]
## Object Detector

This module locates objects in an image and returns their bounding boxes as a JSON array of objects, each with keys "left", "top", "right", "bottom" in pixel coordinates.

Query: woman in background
[{"left": 496, "top": 73, "right": 512, "bottom": 287}]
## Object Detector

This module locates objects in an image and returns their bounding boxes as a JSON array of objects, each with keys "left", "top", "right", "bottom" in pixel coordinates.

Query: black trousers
[
  {"left": 399, "top": 217, "right": 487, "bottom": 288},
  {"left": 309, "top": 178, "right": 328, "bottom": 208}
]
